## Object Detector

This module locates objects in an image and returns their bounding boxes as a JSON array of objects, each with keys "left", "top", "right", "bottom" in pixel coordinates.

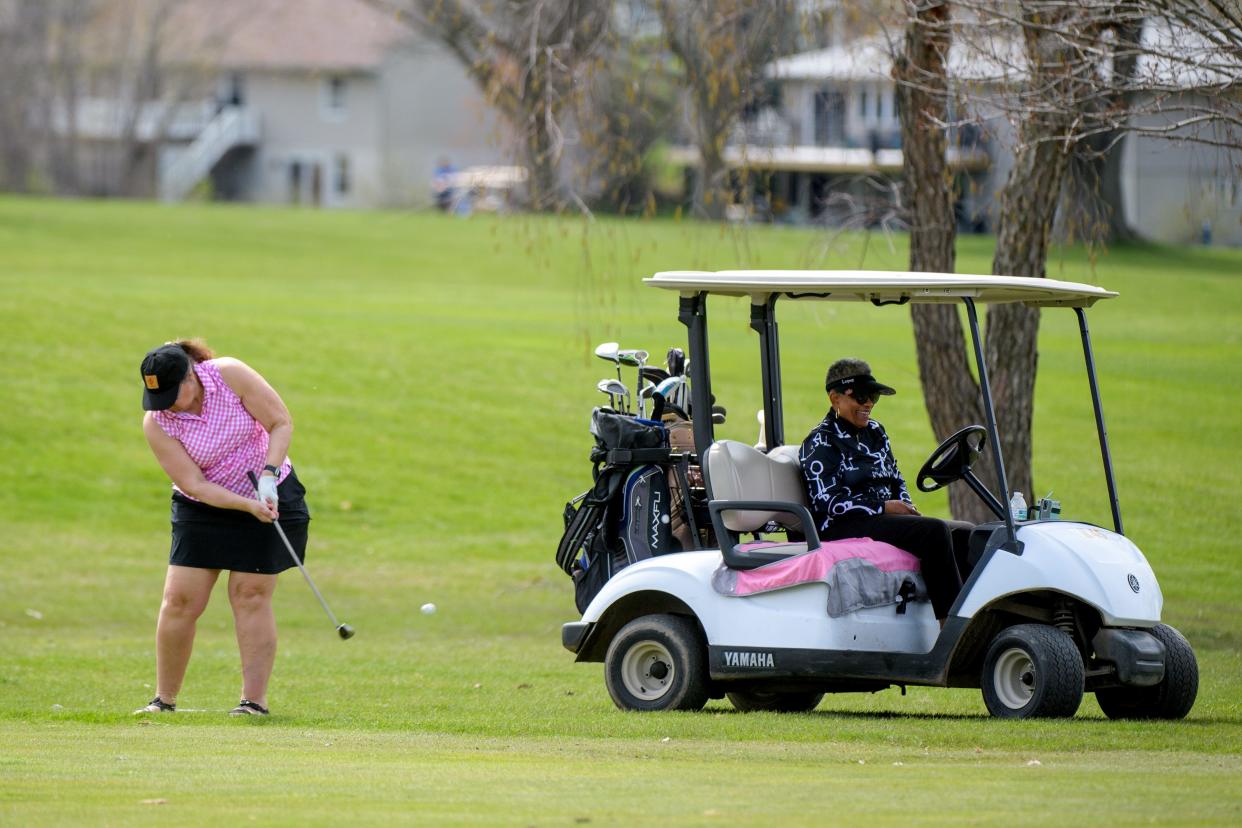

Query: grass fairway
[{"left": 1, "top": 196, "right": 1240, "bottom": 825}]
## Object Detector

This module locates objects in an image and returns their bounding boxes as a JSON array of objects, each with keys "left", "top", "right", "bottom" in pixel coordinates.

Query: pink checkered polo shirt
[{"left": 152, "top": 359, "right": 291, "bottom": 499}]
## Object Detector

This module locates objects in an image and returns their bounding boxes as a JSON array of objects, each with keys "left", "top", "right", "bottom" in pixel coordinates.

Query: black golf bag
[{"left": 556, "top": 410, "right": 681, "bottom": 613}]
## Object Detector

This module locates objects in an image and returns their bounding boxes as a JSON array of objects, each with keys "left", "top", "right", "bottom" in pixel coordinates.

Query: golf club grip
[{"left": 246, "top": 470, "right": 301, "bottom": 563}]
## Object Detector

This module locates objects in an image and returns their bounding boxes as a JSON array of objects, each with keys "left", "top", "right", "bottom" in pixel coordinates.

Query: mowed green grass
[{"left": 1, "top": 196, "right": 1240, "bottom": 825}]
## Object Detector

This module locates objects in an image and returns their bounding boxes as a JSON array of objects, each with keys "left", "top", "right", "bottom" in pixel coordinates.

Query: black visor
[{"left": 826, "top": 373, "right": 896, "bottom": 396}]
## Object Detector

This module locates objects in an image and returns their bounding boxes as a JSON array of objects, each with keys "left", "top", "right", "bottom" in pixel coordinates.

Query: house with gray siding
[{"left": 76, "top": 0, "right": 502, "bottom": 209}]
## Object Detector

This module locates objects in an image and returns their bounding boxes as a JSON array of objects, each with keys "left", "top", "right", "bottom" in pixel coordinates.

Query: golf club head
[
  {"left": 337, "top": 623, "right": 355, "bottom": 639},
  {"left": 594, "top": 342, "right": 620, "bottom": 363},
  {"left": 712, "top": 412, "right": 726, "bottom": 425},
  {"left": 616, "top": 349, "right": 648, "bottom": 367},
  {"left": 602, "top": 379, "right": 629, "bottom": 399},
  {"left": 640, "top": 366, "right": 670, "bottom": 384},
  {"left": 655, "top": 376, "right": 681, "bottom": 394},
  {"left": 666, "top": 347, "right": 685, "bottom": 376}
]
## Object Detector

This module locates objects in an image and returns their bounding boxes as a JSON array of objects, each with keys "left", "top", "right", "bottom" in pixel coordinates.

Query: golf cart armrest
[{"left": 708, "top": 499, "right": 822, "bottom": 570}]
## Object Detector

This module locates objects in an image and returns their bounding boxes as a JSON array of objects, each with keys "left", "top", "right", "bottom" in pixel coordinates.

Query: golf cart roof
[{"left": 645, "top": 270, "right": 1117, "bottom": 308}]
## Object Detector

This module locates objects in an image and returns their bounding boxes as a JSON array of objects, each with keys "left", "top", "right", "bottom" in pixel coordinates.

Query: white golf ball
[{"left": 420, "top": 603, "right": 437, "bottom": 615}]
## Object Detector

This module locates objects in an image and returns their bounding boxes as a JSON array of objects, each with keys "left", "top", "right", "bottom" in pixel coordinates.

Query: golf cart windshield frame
[{"left": 663, "top": 272, "right": 1123, "bottom": 550}]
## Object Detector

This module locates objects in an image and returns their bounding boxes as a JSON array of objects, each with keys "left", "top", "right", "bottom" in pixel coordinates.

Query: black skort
[{"left": 169, "top": 468, "right": 311, "bottom": 574}]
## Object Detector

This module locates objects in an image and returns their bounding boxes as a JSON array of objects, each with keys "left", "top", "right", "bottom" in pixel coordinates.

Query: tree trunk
[
  {"left": 894, "top": 1, "right": 993, "bottom": 522},
  {"left": 694, "top": 100, "right": 728, "bottom": 220},
  {"left": 987, "top": 120, "right": 1073, "bottom": 505},
  {"left": 523, "top": 79, "right": 562, "bottom": 210}
]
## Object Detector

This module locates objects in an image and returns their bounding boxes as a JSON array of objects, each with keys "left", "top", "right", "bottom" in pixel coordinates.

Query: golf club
[
  {"left": 594, "top": 342, "right": 623, "bottom": 385},
  {"left": 597, "top": 378, "right": 624, "bottom": 411},
  {"left": 640, "top": 366, "right": 670, "bottom": 384},
  {"left": 246, "top": 471, "right": 354, "bottom": 640},
  {"left": 618, "top": 349, "right": 648, "bottom": 417},
  {"left": 656, "top": 373, "right": 690, "bottom": 413},
  {"left": 666, "top": 347, "right": 685, "bottom": 377},
  {"left": 598, "top": 378, "right": 630, "bottom": 414}
]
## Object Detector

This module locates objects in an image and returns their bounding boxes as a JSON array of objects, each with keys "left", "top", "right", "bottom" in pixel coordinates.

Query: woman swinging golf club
[{"left": 134, "top": 339, "right": 310, "bottom": 717}]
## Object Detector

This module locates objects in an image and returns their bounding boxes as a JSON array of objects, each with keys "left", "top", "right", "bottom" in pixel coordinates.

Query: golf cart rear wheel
[
  {"left": 726, "top": 690, "right": 824, "bottom": 713},
  {"left": 604, "top": 614, "right": 708, "bottom": 712},
  {"left": 981, "top": 624, "right": 1084, "bottom": 719},
  {"left": 1095, "top": 624, "right": 1198, "bottom": 720}
]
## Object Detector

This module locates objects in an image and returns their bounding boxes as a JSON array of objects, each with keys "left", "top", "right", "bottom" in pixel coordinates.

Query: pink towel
[{"left": 727, "top": 538, "right": 920, "bottom": 595}]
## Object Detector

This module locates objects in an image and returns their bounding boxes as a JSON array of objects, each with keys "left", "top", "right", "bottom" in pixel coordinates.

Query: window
[
  {"left": 323, "top": 76, "right": 347, "bottom": 119},
  {"left": 288, "top": 161, "right": 303, "bottom": 204},
  {"left": 859, "top": 88, "right": 868, "bottom": 119},
  {"left": 335, "top": 154, "right": 350, "bottom": 196},
  {"left": 223, "top": 73, "right": 245, "bottom": 107},
  {"left": 814, "top": 89, "right": 845, "bottom": 146}
]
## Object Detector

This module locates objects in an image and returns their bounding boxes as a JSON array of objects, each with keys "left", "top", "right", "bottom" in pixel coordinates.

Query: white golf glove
[{"left": 257, "top": 474, "right": 279, "bottom": 509}]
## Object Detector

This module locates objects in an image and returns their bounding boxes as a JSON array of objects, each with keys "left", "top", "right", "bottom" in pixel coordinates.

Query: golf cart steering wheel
[{"left": 917, "top": 425, "right": 988, "bottom": 493}]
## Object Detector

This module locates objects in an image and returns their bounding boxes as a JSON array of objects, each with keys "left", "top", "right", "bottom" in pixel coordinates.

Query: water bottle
[{"left": 1009, "top": 491, "right": 1027, "bottom": 522}]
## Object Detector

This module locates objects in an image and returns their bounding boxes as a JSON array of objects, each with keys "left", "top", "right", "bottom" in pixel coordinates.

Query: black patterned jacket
[{"left": 799, "top": 410, "right": 914, "bottom": 532}]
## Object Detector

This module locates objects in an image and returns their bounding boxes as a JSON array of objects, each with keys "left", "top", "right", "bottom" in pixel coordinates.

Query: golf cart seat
[{"left": 705, "top": 440, "right": 823, "bottom": 570}]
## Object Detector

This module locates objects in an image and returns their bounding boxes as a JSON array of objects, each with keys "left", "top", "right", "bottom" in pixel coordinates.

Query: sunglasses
[{"left": 845, "top": 389, "right": 880, "bottom": 406}]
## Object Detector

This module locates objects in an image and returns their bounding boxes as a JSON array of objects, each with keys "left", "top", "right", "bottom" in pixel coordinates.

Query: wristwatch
[{"left": 261, "top": 464, "right": 280, "bottom": 477}]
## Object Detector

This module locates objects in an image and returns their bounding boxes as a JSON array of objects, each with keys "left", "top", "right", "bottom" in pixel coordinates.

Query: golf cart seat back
[{"left": 705, "top": 440, "right": 824, "bottom": 570}]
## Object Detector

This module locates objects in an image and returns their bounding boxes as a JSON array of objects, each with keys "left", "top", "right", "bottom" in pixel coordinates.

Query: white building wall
[
  {"left": 1123, "top": 96, "right": 1242, "bottom": 246},
  {"left": 242, "top": 71, "right": 384, "bottom": 208},
  {"left": 375, "top": 39, "right": 503, "bottom": 208}
]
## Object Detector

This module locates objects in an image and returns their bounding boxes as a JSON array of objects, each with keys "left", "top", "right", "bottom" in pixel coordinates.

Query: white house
[
  {"left": 750, "top": 35, "right": 1001, "bottom": 229},
  {"left": 724, "top": 28, "right": 1241, "bottom": 245},
  {"left": 73, "top": 0, "right": 504, "bottom": 209}
]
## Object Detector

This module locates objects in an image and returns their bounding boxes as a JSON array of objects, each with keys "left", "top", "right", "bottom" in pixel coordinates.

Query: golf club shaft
[
  {"left": 271, "top": 518, "right": 342, "bottom": 629},
  {"left": 247, "top": 471, "right": 344, "bottom": 631}
]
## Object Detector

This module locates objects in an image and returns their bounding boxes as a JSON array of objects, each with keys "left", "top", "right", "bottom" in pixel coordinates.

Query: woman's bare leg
[
  {"left": 156, "top": 565, "right": 220, "bottom": 704},
  {"left": 227, "top": 571, "right": 279, "bottom": 708}
]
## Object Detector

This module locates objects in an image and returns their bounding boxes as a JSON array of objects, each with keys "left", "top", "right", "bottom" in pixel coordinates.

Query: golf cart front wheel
[
  {"left": 604, "top": 614, "right": 709, "bottom": 712},
  {"left": 727, "top": 690, "right": 824, "bottom": 713},
  {"left": 981, "top": 624, "right": 1084, "bottom": 719},
  {"left": 1095, "top": 624, "right": 1198, "bottom": 720}
]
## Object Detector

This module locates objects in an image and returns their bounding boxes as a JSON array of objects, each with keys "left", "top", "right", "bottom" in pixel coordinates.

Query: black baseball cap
[{"left": 140, "top": 344, "right": 191, "bottom": 411}]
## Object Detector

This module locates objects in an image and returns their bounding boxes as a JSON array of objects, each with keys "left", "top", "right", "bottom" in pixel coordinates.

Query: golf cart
[{"left": 561, "top": 270, "right": 1198, "bottom": 719}]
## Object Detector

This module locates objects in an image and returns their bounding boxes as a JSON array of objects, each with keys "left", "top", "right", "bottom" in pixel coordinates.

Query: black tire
[
  {"left": 981, "top": 624, "right": 1084, "bottom": 719},
  {"left": 1095, "top": 624, "right": 1198, "bottom": 720},
  {"left": 726, "top": 690, "right": 824, "bottom": 713},
  {"left": 604, "top": 614, "right": 709, "bottom": 712}
]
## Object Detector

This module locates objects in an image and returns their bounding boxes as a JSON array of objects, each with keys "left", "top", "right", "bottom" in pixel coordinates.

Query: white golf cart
[{"left": 562, "top": 270, "right": 1198, "bottom": 719}]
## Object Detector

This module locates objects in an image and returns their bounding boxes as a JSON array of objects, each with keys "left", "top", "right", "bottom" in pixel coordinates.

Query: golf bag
[{"left": 557, "top": 410, "right": 676, "bottom": 613}]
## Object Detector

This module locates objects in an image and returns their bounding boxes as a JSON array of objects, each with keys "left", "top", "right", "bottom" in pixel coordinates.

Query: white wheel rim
[
  {"left": 620, "top": 640, "right": 675, "bottom": 701},
  {"left": 993, "top": 647, "right": 1037, "bottom": 710}
]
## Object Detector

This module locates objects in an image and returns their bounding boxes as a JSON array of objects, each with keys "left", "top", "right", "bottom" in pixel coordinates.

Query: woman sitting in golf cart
[{"left": 799, "top": 358, "right": 967, "bottom": 620}]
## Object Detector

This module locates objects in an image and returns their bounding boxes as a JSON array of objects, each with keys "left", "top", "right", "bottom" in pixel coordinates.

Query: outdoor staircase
[{"left": 159, "top": 106, "right": 260, "bottom": 202}]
